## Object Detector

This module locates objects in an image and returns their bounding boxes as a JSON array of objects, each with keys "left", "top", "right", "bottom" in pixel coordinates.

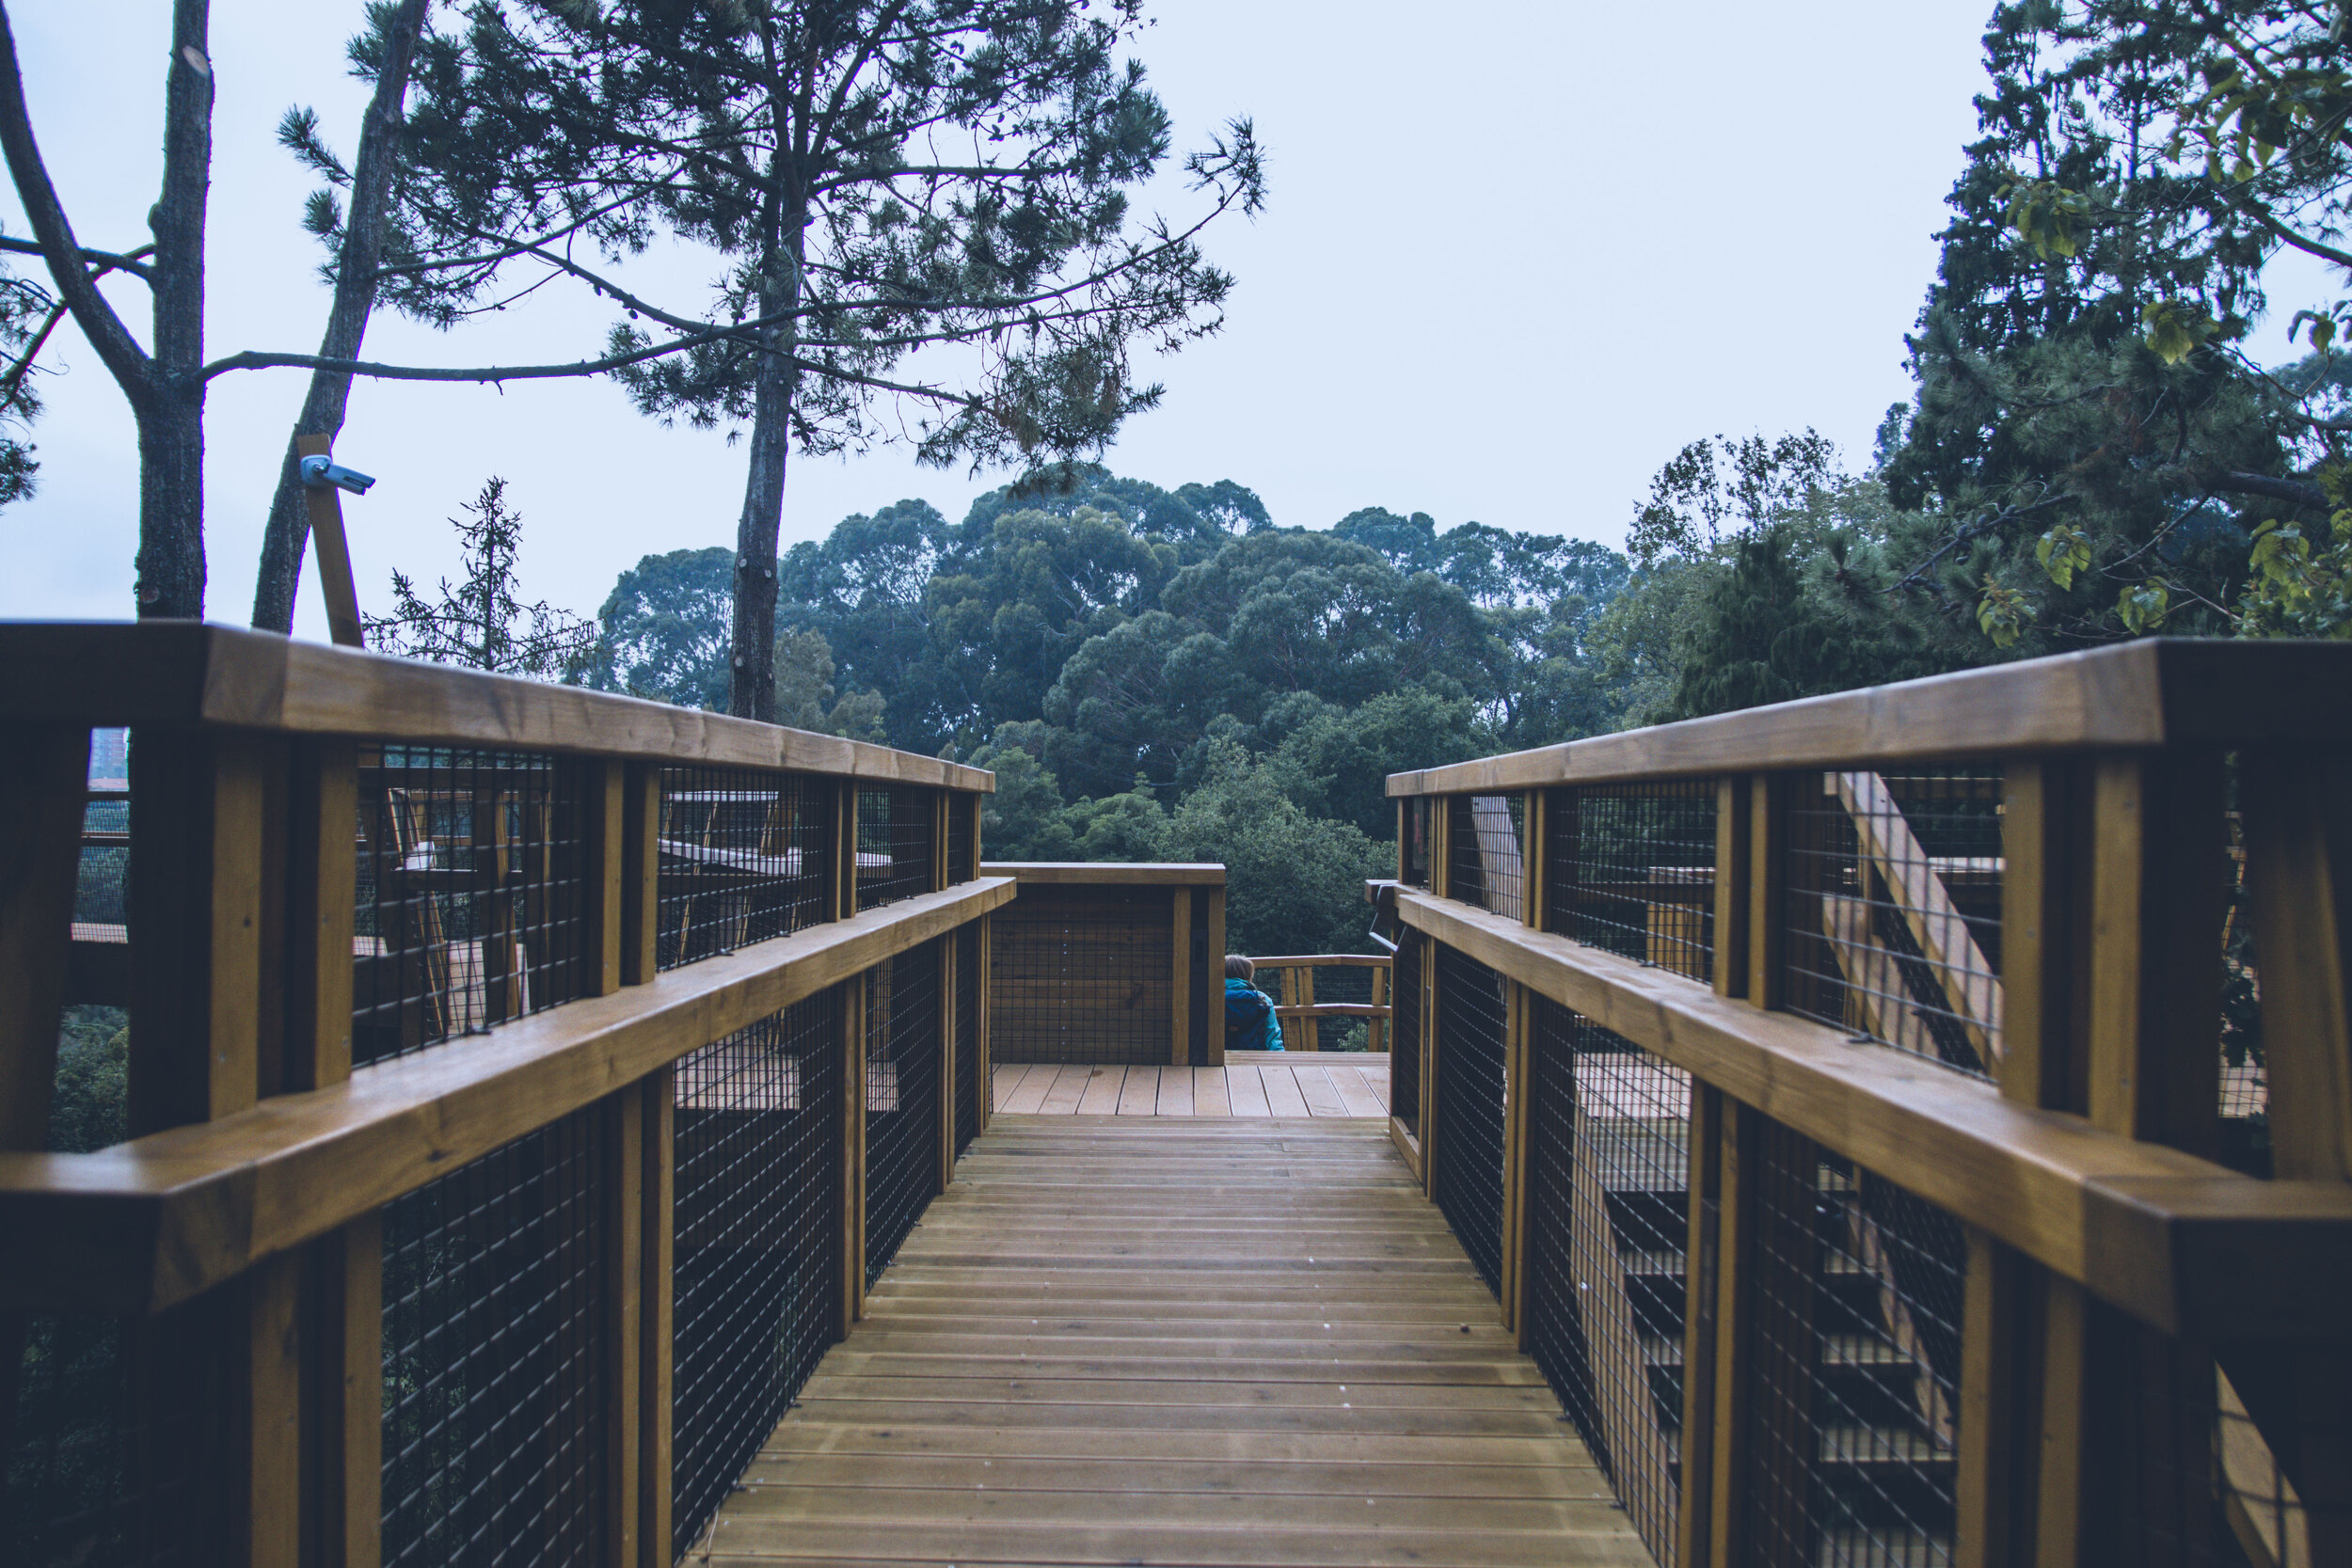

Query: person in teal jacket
[{"left": 1223, "top": 956, "right": 1283, "bottom": 1052}]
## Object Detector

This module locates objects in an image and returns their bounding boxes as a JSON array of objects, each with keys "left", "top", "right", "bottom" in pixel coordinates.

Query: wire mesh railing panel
[
  {"left": 1404, "top": 798, "right": 1432, "bottom": 889},
  {"left": 1447, "top": 795, "right": 1526, "bottom": 917},
  {"left": 0, "top": 1309, "right": 223, "bottom": 1568},
  {"left": 381, "top": 1103, "right": 609, "bottom": 1568},
  {"left": 1431, "top": 943, "right": 1509, "bottom": 1297},
  {"left": 988, "top": 886, "right": 1173, "bottom": 1065},
  {"left": 1785, "top": 768, "right": 2003, "bottom": 1079},
  {"left": 855, "top": 786, "right": 937, "bottom": 911},
  {"left": 1546, "top": 782, "right": 1718, "bottom": 983},
  {"left": 1390, "top": 929, "right": 1421, "bottom": 1131},
  {"left": 75, "top": 788, "right": 128, "bottom": 932},
  {"left": 1740, "top": 1120, "right": 1963, "bottom": 1568},
  {"left": 657, "top": 768, "right": 834, "bottom": 973},
  {"left": 354, "top": 746, "right": 596, "bottom": 1067},
  {"left": 672, "top": 990, "right": 842, "bottom": 1558},
  {"left": 866, "top": 942, "right": 943, "bottom": 1284},
  {"left": 955, "top": 924, "right": 980, "bottom": 1157},
  {"left": 946, "top": 794, "right": 975, "bottom": 885},
  {"left": 1525, "top": 997, "right": 1692, "bottom": 1567}
]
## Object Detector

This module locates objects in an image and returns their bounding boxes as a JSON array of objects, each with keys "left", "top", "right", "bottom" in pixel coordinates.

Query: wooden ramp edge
[{"left": 706, "top": 1117, "right": 1653, "bottom": 1568}]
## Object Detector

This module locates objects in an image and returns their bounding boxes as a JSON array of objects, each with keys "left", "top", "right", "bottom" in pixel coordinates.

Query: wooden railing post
[
  {"left": 976, "top": 913, "right": 994, "bottom": 1129},
  {"left": 1170, "top": 886, "right": 1192, "bottom": 1067},
  {"left": 0, "top": 724, "right": 87, "bottom": 1150},
  {"left": 602, "top": 1085, "right": 644, "bottom": 1568},
  {"left": 1499, "top": 979, "right": 1532, "bottom": 1340},
  {"left": 639, "top": 1066, "right": 675, "bottom": 1568},
  {"left": 1744, "top": 774, "right": 1788, "bottom": 1011},
  {"left": 621, "top": 764, "right": 660, "bottom": 985},
  {"left": 840, "top": 975, "right": 867, "bottom": 1327},
  {"left": 940, "top": 935, "right": 959, "bottom": 1180},
  {"left": 2230, "top": 747, "right": 2352, "bottom": 1562},
  {"left": 1203, "top": 885, "right": 1227, "bottom": 1069}
]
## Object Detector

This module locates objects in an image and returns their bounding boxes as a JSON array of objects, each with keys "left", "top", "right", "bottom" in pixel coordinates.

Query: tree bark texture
[
  {"left": 250, "top": 0, "right": 427, "bottom": 633},
  {"left": 137, "top": 0, "right": 214, "bottom": 619},
  {"left": 727, "top": 188, "right": 804, "bottom": 723}
]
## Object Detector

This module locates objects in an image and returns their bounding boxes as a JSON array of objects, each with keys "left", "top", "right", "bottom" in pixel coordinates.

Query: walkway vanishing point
[{"left": 704, "top": 1113, "right": 1649, "bottom": 1568}]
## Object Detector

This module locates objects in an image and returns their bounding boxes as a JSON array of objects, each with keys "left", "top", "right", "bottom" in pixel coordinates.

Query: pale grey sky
[{"left": 0, "top": 2, "right": 2113, "bottom": 637}]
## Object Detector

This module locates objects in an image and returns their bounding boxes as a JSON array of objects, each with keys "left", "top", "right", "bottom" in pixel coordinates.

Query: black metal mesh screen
[
  {"left": 1740, "top": 1119, "right": 1963, "bottom": 1568},
  {"left": 672, "top": 991, "right": 842, "bottom": 1558},
  {"left": 1785, "top": 768, "right": 2003, "bottom": 1079},
  {"left": 75, "top": 787, "right": 128, "bottom": 932},
  {"left": 1446, "top": 795, "right": 1526, "bottom": 917},
  {"left": 988, "top": 886, "right": 1172, "bottom": 1066},
  {"left": 955, "top": 924, "right": 980, "bottom": 1157},
  {"left": 1431, "top": 943, "right": 1509, "bottom": 1297},
  {"left": 1525, "top": 997, "right": 1692, "bottom": 1568},
  {"left": 0, "top": 1307, "right": 220, "bottom": 1568},
  {"left": 1546, "top": 782, "right": 1717, "bottom": 984},
  {"left": 855, "top": 786, "right": 936, "bottom": 911},
  {"left": 865, "top": 942, "right": 943, "bottom": 1285},
  {"left": 657, "top": 768, "right": 833, "bottom": 972},
  {"left": 381, "top": 1103, "right": 609, "bottom": 1568},
  {"left": 354, "top": 746, "right": 596, "bottom": 1066},
  {"left": 946, "top": 793, "right": 976, "bottom": 885},
  {"left": 1391, "top": 928, "right": 1421, "bottom": 1131},
  {"left": 1403, "top": 798, "right": 1432, "bottom": 888}
]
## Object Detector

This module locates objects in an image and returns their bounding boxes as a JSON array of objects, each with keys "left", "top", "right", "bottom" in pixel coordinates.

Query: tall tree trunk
[
  {"left": 727, "top": 199, "right": 803, "bottom": 722},
  {"left": 137, "top": 0, "right": 214, "bottom": 619},
  {"left": 250, "top": 0, "right": 428, "bottom": 633}
]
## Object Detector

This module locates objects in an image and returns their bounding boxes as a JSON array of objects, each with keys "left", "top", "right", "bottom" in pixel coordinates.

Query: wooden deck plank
[
  {"left": 1226, "top": 1063, "right": 1275, "bottom": 1117},
  {"left": 1156, "top": 1065, "right": 1196, "bottom": 1117},
  {"left": 1326, "top": 1063, "right": 1388, "bottom": 1118},
  {"left": 1073, "top": 1065, "right": 1125, "bottom": 1115},
  {"left": 1194, "top": 1065, "right": 1232, "bottom": 1117},
  {"left": 1036, "top": 1065, "right": 1091, "bottom": 1116},
  {"left": 996, "top": 1064, "right": 1055, "bottom": 1115},
  {"left": 1260, "top": 1065, "right": 1313, "bottom": 1118},
  {"left": 1294, "top": 1065, "right": 1351, "bottom": 1118},
  {"left": 1115, "top": 1066, "right": 1160, "bottom": 1116},
  {"left": 711, "top": 1116, "right": 1641, "bottom": 1568}
]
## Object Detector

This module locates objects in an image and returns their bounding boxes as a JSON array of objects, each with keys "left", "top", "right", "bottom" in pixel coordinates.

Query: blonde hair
[{"left": 1225, "top": 955, "right": 1255, "bottom": 980}]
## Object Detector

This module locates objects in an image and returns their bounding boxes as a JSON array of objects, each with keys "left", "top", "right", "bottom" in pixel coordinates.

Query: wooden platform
[
  {"left": 993, "top": 1055, "right": 1391, "bottom": 1118},
  {"left": 705, "top": 1117, "right": 1650, "bottom": 1568}
]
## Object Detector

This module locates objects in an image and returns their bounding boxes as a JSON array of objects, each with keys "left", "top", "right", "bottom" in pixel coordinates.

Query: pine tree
[{"left": 366, "top": 478, "right": 596, "bottom": 676}]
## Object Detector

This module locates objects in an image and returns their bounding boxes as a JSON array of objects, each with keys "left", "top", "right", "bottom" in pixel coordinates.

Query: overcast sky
[{"left": 0, "top": 2, "right": 2127, "bottom": 637}]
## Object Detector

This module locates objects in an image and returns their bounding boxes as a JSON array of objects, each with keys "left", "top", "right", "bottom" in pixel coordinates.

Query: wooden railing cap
[
  {"left": 981, "top": 861, "right": 1226, "bottom": 885},
  {"left": 0, "top": 620, "right": 995, "bottom": 790},
  {"left": 1385, "top": 637, "right": 2352, "bottom": 795}
]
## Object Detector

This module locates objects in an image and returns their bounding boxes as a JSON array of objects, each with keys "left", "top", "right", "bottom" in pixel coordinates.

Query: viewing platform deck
[
  {"left": 710, "top": 1115, "right": 1645, "bottom": 1568},
  {"left": 992, "top": 1052, "right": 1391, "bottom": 1118}
]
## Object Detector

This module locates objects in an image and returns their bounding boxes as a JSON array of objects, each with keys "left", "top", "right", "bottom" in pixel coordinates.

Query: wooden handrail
[
  {"left": 0, "top": 622, "right": 993, "bottom": 788},
  {"left": 1392, "top": 887, "right": 2352, "bottom": 1342},
  {"left": 1385, "top": 638, "right": 2352, "bottom": 795},
  {"left": 980, "top": 861, "right": 1225, "bottom": 885},
  {"left": 0, "top": 877, "right": 1015, "bottom": 1316},
  {"left": 1248, "top": 954, "right": 1390, "bottom": 967}
]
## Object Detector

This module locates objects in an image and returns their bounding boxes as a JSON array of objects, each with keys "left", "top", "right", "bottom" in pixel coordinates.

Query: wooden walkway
[
  {"left": 703, "top": 1117, "right": 1650, "bottom": 1568},
  {"left": 992, "top": 1053, "right": 1391, "bottom": 1118}
]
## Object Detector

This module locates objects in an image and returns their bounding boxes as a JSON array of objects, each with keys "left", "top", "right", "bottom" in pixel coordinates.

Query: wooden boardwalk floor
[
  {"left": 704, "top": 1117, "right": 1651, "bottom": 1568},
  {"left": 993, "top": 1054, "right": 1391, "bottom": 1118}
]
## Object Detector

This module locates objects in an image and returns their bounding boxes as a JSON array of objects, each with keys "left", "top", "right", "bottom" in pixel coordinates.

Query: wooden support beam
[
  {"left": 1676, "top": 1083, "right": 1729, "bottom": 1568},
  {"left": 584, "top": 761, "right": 626, "bottom": 999},
  {"left": 1170, "top": 887, "right": 1192, "bottom": 1067},
  {"left": 294, "top": 435, "right": 365, "bottom": 649},
  {"left": 128, "top": 729, "right": 272, "bottom": 1133},
  {"left": 247, "top": 1251, "right": 304, "bottom": 1568},
  {"left": 1956, "top": 1226, "right": 2024, "bottom": 1568},
  {"left": 840, "top": 976, "right": 866, "bottom": 1328},
  {"left": 1204, "top": 889, "right": 1227, "bottom": 1069},
  {"left": 1713, "top": 777, "right": 1749, "bottom": 1001},
  {"left": 603, "top": 1085, "right": 644, "bottom": 1568},
  {"left": 2088, "top": 751, "right": 2227, "bottom": 1156},
  {"left": 1498, "top": 980, "right": 1532, "bottom": 1339},
  {"left": 283, "top": 739, "right": 358, "bottom": 1092},
  {"left": 940, "top": 936, "right": 958, "bottom": 1181},
  {"left": 1833, "top": 769, "right": 2004, "bottom": 1064},
  {"left": 1706, "top": 1097, "right": 1757, "bottom": 1568},
  {"left": 976, "top": 915, "right": 993, "bottom": 1130},
  {"left": 314, "top": 1212, "right": 382, "bottom": 1568},
  {"left": 0, "top": 724, "right": 87, "bottom": 1150},
  {"left": 1745, "top": 775, "right": 1787, "bottom": 1011},
  {"left": 639, "top": 1068, "right": 674, "bottom": 1568},
  {"left": 621, "top": 765, "right": 660, "bottom": 987}
]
